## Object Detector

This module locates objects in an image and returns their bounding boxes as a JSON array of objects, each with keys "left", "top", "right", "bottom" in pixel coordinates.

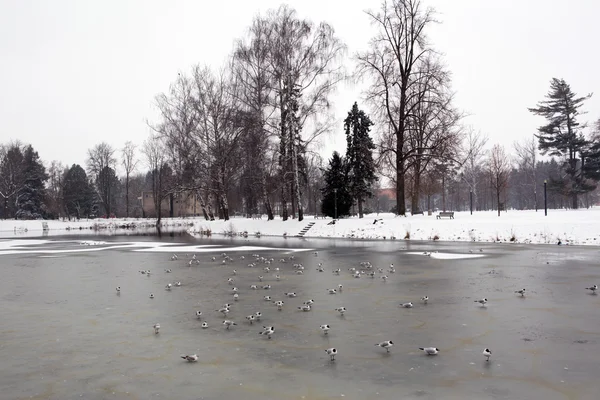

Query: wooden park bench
[{"left": 436, "top": 211, "right": 455, "bottom": 219}]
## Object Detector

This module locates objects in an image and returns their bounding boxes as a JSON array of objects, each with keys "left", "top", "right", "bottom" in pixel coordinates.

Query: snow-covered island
[{"left": 1, "top": 208, "right": 599, "bottom": 246}]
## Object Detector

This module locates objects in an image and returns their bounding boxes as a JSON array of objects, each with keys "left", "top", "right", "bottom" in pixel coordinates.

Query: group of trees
[{"left": 2, "top": 1, "right": 599, "bottom": 222}]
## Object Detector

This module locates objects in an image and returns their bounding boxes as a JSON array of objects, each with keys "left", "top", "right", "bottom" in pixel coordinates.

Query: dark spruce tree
[
  {"left": 344, "top": 102, "right": 378, "bottom": 218},
  {"left": 528, "top": 78, "right": 594, "bottom": 209},
  {"left": 16, "top": 145, "right": 48, "bottom": 219},
  {"left": 321, "top": 151, "right": 352, "bottom": 218},
  {"left": 63, "top": 164, "right": 94, "bottom": 219}
]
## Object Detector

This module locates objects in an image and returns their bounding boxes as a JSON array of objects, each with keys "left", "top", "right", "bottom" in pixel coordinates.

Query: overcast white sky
[{"left": 1, "top": 0, "right": 599, "bottom": 174}]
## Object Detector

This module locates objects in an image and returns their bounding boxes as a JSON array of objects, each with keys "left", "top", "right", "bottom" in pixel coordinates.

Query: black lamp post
[
  {"left": 469, "top": 190, "right": 473, "bottom": 215},
  {"left": 544, "top": 180, "right": 547, "bottom": 216},
  {"left": 333, "top": 188, "right": 338, "bottom": 220}
]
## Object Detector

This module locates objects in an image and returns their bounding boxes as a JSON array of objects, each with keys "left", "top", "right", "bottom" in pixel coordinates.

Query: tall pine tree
[
  {"left": 344, "top": 102, "right": 378, "bottom": 218},
  {"left": 16, "top": 145, "right": 48, "bottom": 219},
  {"left": 528, "top": 78, "right": 594, "bottom": 208},
  {"left": 63, "top": 164, "right": 94, "bottom": 219},
  {"left": 321, "top": 151, "right": 352, "bottom": 218}
]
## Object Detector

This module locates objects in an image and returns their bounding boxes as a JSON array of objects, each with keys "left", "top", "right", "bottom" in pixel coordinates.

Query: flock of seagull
[{"left": 116, "top": 251, "right": 599, "bottom": 365}]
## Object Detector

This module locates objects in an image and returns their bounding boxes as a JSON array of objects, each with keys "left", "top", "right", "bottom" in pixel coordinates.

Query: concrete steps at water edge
[{"left": 296, "top": 222, "right": 316, "bottom": 237}]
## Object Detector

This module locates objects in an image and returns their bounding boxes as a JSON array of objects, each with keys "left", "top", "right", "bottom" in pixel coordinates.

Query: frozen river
[{"left": 1, "top": 235, "right": 599, "bottom": 400}]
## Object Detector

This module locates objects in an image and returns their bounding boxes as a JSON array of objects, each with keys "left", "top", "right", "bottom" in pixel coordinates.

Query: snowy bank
[
  {"left": 188, "top": 208, "right": 600, "bottom": 246},
  {"left": 1, "top": 208, "right": 599, "bottom": 246}
]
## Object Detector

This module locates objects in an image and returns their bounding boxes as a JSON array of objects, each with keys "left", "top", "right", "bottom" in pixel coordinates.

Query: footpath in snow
[{"left": 1, "top": 209, "right": 599, "bottom": 246}]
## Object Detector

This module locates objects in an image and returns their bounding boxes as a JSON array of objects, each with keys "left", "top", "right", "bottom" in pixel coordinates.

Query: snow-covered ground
[{"left": 1, "top": 208, "right": 599, "bottom": 246}]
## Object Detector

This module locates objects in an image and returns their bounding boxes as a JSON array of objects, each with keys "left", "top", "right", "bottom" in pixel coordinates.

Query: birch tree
[{"left": 121, "top": 141, "right": 138, "bottom": 217}]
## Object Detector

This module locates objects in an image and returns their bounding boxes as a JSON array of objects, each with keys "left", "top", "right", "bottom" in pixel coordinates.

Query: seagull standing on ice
[
  {"left": 483, "top": 348, "right": 492, "bottom": 361},
  {"left": 196, "top": 311, "right": 203, "bottom": 319},
  {"left": 201, "top": 322, "right": 208, "bottom": 329},
  {"left": 165, "top": 283, "right": 172, "bottom": 290},
  {"left": 298, "top": 304, "right": 311, "bottom": 311},
  {"left": 325, "top": 347, "right": 337, "bottom": 361},
  {"left": 149, "top": 293, "right": 154, "bottom": 299},
  {"left": 223, "top": 320, "right": 237, "bottom": 330},
  {"left": 375, "top": 340, "right": 394, "bottom": 353},
  {"left": 116, "top": 286, "right": 121, "bottom": 294},
  {"left": 233, "top": 293, "right": 239, "bottom": 301},
  {"left": 335, "top": 307, "right": 346, "bottom": 315},
  {"left": 320, "top": 324, "right": 330, "bottom": 334},
  {"left": 285, "top": 292, "right": 297, "bottom": 298},
  {"left": 337, "top": 285, "right": 343, "bottom": 292},
  {"left": 227, "top": 278, "right": 234, "bottom": 285},
  {"left": 328, "top": 289, "right": 337, "bottom": 294},
  {"left": 274, "top": 300, "right": 284, "bottom": 310},
  {"left": 401, "top": 302, "right": 413, "bottom": 308},
  {"left": 181, "top": 354, "right": 198, "bottom": 362},
  {"left": 419, "top": 347, "right": 439, "bottom": 355},
  {"left": 381, "top": 275, "right": 388, "bottom": 282},
  {"left": 255, "top": 312, "right": 262, "bottom": 321},
  {"left": 585, "top": 285, "right": 598, "bottom": 294},
  {"left": 260, "top": 326, "right": 275, "bottom": 339},
  {"left": 165, "top": 269, "right": 172, "bottom": 273},
  {"left": 475, "top": 298, "right": 488, "bottom": 306},
  {"left": 421, "top": 296, "right": 429, "bottom": 304},
  {"left": 246, "top": 315, "right": 256, "bottom": 324},
  {"left": 515, "top": 289, "right": 526, "bottom": 297},
  {"left": 153, "top": 323, "right": 160, "bottom": 334},
  {"left": 264, "top": 295, "right": 272, "bottom": 301}
]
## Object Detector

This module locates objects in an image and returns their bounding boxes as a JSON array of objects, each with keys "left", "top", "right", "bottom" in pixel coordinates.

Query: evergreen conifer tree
[
  {"left": 528, "top": 78, "right": 594, "bottom": 208},
  {"left": 16, "top": 145, "right": 48, "bottom": 219},
  {"left": 321, "top": 151, "right": 352, "bottom": 218},
  {"left": 344, "top": 102, "right": 378, "bottom": 218}
]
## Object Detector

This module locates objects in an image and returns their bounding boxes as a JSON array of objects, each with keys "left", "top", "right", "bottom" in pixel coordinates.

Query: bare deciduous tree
[
  {"left": 142, "top": 134, "right": 172, "bottom": 224},
  {"left": 357, "top": 0, "right": 436, "bottom": 216},
  {"left": 267, "top": 4, "right": 346, "bottom": 221},
  {"left": 461, "top": 128, "right": 488, "bottom": 211},
  {"left": 86, "top": 142, "right": 117, "bottom": 215},
  {"left": 487, "top": 144, "right": 511, "bottom": 216},
  {"left": 513, "top": 136, "right": 538, "bottom": 211},
  {"left": 121, "top": 141, "right": 138, "bottom": 218}
]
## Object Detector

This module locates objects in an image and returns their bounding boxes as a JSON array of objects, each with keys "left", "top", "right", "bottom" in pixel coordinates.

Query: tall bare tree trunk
[
  {"left": 281, "top": 185, "right": 288, "bottom": 221},
  {"left": 292, "top": 140, "right": 303, "bottom": 222},
  {"left": 357, "top": 197, "right": 364, "bottom": 218},
  {"left": 411, "top": 159, "right": 421, "bottom": 214},
  {"left": 261, "top": 173, "right": 274, "bottom": 220}
]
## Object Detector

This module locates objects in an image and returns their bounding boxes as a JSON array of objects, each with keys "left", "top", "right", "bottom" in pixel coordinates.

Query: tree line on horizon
[{"left": 1, "top": 0, "right": 600, "bottom": 222}]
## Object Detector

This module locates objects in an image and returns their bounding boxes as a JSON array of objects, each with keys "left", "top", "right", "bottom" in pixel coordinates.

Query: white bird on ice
[
  {"left": 298, "top": 304, "right": 311, "bottom": 311},
  {"left": 295, "top": 270, "right": 304, "bottom": 275},
  {"left": 325, "top": 347, "right": 337, "bottom": 361},
  {"left": 227, "top": 278, "right": 234, "bottom": 285},
  {"left": 175, "top": 281, "right": 182, "bottom": 286},
  {"left": 304, "top": 299, "right": 315, "bottom": 305},
  {"left": 317, "top": 266, "right": 324, "bottom": 272},
  {"left": 116, "top": 286, "right": 121, "bottom": 294},
  {"left": 333, "top": 268, "right": 341, "bottom": 275},
  {"left": 401, "top": 302, "right": 413, "bottom": 308},
  {"left": 285, "top": 292, "right": 297, "bottom": 298},
  {"left": 515, "top": 289, "right": 526, "bottom": 297},
  {"left": 246, "top": 315, "right": 256, "bottom": 324},
  {"left": 231, "top": 287, "right": 239, "bottom": 293},
  {"left": 223, "top": 320, "right": 237, "bottom": 330},
  {"left": 274, "top": 300, "right": 284, "bottom": 310},
  {"left": 255, "top": 312, "right": 262, "bottom": 321},
  {"left": 275, "top": 274, "right": 281, "bottom": 281},
  {"left": 419, "top": 347, "right": 439, "bottom": 355},
  {"left": 381, "top": 275, "right": 388, "bottom": 281},
  {"left": 474, "top": 298, "right": 488, "bottom": 306},
  {"left": 483, "top": 348, "right": 492, "bottom": 361},
  {"left": 264, "top": 295, "right": 272, "bottom": 301},
  {"left": 375, "top": 340, "right": 394, "bottom": 353},
  {"left": 263, "top": 285, "right": 271, "bottom": 290},
  {"left": 165, "top": 283, "right": 172, "bottom": 290},
  {"left": 181, "top": 354, "right": 198, "bottom": 362},
  {"left": 201, "top": 321, "right": 208, "bottom": 329},
  {"left": 328, "top": 288, "right": 337, "bottom": 294},
  {"left": 320, "top": 324, "right": 330, "bottom": 334},
  {"left": 337, "top": 285, "right": 343, "bottom": 292},
  {"left": 259, "top": 326, "right": 275, "bottom": 339},
  {"left": 233, "top": 293, "right": 239, "bottom": 301},
  {"left": 149, "top": 293, "right": 154, "bottom": 299},
  {"left": 421, "top": 296, "right": 429, "bottom": 304},
  {"left": 196, "top": 311, "right": 203, "bottom": 319},
  {"left": 165, "top": 268, "right": 172, "bottom": 273},
  {"left": 250, "top": 284, "right": 258, "bottom": 290},
  {"left": 232, "top": 269, "right": 237, "bottom": 275},
  {"left": 259, "top": 275, "right": 265, "bottom": 281},
  {"left": 171, "top": 254, "right": 178, "bottom": 261},
  {"left": 585, "top": 285, "right": 598, "bottom": 293},
  {"left": 335, "top": 307, "right": 346, "bottom": 315},
  {"left": 153, "top": 323, "right": 160, "bottom": 334}
]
